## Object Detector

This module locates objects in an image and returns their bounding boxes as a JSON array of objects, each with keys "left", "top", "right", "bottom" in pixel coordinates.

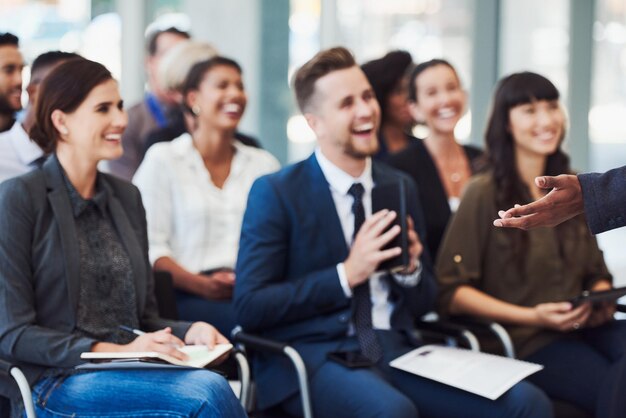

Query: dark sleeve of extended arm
[
  {"left": 579, "top": 166, "right": 626, "bottom": 234},
  {"left": 234, "top": 176, "right": 349, "bottom": 332},
  {"left": 0, "top": 179, "right": 95, "bottom": 367}
]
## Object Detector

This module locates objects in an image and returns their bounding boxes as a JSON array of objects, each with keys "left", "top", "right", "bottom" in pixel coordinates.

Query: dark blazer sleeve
[
  {"left": 234, "top": 176, "right": 349, "bottom": 332},
  {"left": 0, "top": 178, "right": 95, "bottom": 367},
  {"left": 578, "top": 166, "right": 626, "bottom": 234}
]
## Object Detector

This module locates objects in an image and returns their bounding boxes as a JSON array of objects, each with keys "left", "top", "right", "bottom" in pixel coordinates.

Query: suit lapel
[
  {"left": 44, "top": 156, "right": 81, "bottom": 314},
  {"left": 305, "top": 154, "right": 349, "bottom": 261}
]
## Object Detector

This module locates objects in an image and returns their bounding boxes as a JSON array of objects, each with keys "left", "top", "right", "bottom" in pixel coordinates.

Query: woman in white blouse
[{"left": 134, "top": 56, "right": 280, "bottom": 335}]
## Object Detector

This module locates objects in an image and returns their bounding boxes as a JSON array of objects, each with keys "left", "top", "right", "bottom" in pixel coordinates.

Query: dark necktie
[{"left": 347, "top": 183, "right": 383, "bottom": 363}]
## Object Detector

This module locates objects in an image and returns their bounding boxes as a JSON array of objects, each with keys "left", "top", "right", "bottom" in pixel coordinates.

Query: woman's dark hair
[
  {"left": 361, "top": 50, "right": 413, "bottom": 122},
  {"left": 181, "top": 56, "right": 242, "bottom": 116},
  {"left": 408, "top": 58, "right": 460, "bottom": 102},
  {"left": 485, "top": 71, "right": 570, "bottom": 265},
  {"left": 29, "top": 58, "right": 112, "bottom": 153}
]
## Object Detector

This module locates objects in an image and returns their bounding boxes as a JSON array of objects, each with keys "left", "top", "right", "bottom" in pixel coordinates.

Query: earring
[
  {"left": 59, "top": 127, "right": 69, "bottom": 135},
  {"left": 192, "top": 105, "right": 201, "bottom": 116}
]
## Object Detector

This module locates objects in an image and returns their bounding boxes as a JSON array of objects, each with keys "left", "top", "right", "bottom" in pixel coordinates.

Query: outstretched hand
[{"left": 493, "top": 174, "right": 584, "bottom": 230}]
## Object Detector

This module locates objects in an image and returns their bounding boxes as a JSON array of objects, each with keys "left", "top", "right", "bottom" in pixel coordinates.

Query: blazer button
[
  {"left": 453, "top": 254, "right": 462, "bottom": 263},
  {"left": 339, "top": 314, "right": 349, "bottom": 323}
]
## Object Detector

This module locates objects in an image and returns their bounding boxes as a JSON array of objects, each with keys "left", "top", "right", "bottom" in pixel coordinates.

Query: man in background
[
  {"left": 0, "top": 47, "right": 79, "bottom": 183},
  {"left": 106, "top": 26, "right": 190, "bottom": 181},
  {"left": 0, "top": 33, "right": 23, "bottom": 133}
]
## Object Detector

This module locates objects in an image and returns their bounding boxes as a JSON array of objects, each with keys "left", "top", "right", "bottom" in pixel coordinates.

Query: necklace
[{"left": 450, "top": 172, "right": 462, "bottom": 183}]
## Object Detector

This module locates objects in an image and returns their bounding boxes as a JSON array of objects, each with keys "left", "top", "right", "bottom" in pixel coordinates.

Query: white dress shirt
[
  {"left": 133, "top": 133, "right": 280, "bottom": 273},
  {"left": 0, "top": 122, "right": 44, "bottom": 183},
  {"left": 315, "top": 148, "right": 420, "bottom": 330}
]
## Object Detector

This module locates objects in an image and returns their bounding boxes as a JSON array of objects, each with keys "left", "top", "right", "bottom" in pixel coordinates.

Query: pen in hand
[
  {"left": 118, "top": 325, "right": 145, "bottom": 336},
  {"left": 119, "top": 325, "right": 186, "bottom": 350}
]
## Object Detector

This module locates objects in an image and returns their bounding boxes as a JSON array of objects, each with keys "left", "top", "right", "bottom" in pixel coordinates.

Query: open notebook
[{"left": 81, "top": 343, "right": 233, "bottom": 368}]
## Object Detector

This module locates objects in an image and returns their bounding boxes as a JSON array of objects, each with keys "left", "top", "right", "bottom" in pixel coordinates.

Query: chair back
[{"left": 153, "top": 270, "right": 179, "bottom": 320}]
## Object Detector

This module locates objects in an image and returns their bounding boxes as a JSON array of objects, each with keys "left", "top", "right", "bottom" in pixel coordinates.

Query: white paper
[{"left": 390, "top": 345, "right": 543, "bottom": 400}]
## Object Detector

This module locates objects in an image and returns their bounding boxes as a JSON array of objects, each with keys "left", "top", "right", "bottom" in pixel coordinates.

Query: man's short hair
[
  {"left": 0, "top": 33, "right": 18, "bottom": 47},
  {"left": 147, "top": 27, "right": 191, "bottom": 56},
  {"left": 31, "top": 51, "right": 81, "bottom": 75},
  {"left": 293, "top": 47, "right": 356, "bottom": 113}
]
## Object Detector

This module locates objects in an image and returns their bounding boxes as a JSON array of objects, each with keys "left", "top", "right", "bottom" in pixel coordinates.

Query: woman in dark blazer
[
  {"left": 0, "top": 59, "right": 246, "bottom": 418},
  {"left": 387, "top": 59, "right": 483, "bottom": 259}
]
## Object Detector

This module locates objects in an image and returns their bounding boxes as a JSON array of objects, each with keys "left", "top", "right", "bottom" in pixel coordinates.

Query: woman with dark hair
[
  {"left": 388, "top": 59, "right": 483, "bottom": 259},
  {"left": 361, "top": 50, "right": 417, "bottom": 159},
  {"left": 436, "top": 71, "right": 626, "bottom": 417},
  {"left": 133, "top": 56, "right": 279, "bottom": 336},
  {"left": 0, "top": 58, "right": 246, "bottom": 418}
]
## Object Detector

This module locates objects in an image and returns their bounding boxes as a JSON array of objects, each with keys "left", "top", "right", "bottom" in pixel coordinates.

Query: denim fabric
[{"left": 30, "top": 369, "right": 247, "bottom": 418}]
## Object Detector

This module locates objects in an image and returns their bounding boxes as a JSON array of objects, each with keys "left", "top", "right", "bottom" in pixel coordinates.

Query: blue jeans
[
  {"left": 282, "top": 331, "right": 552, "bottom": 418},
  {"left": 525, "top": 320, "right": 626, "bottom": 418},
  {"left": 30, "top": 369, "right": 247, "bottom": 418}
]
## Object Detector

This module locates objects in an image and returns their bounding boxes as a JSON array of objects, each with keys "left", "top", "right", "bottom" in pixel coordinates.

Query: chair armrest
[
  {"left": 231, "top": 327, "right": 313, "bottom": 418},
  {"left": 447, "top": 316, "right": 516, "bottom": 358},
  {"left": 0, "top": 360, "right": 36, "bottom": 418},
  {"left": 415, "top": 319, "right": 481, "bottom": 351}
]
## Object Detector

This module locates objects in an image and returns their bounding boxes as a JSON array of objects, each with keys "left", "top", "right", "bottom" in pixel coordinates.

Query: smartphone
[
  {"left": 327, "top": 350, "right": 374, "bottom": 368},
  {"left": 569, "top": 286, "right": 626, "bottom": 307},
  {"left": 371, "top": 179, "right": 410, "bottom": 272}
]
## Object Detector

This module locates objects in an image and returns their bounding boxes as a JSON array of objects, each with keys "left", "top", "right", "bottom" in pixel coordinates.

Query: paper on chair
[
  {"left": 81, "top": 343, "right": 232, "bottom": 368},
  {"left": 390, "top": 345, "right": 542, "bottom": 400}
]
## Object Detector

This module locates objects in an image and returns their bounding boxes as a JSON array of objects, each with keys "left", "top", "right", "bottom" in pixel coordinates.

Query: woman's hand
[
  {"left": 92, "top": 327, "right": 188, "bottom": 361},
  {"left": 533, "top": 302, "right": 591, "bottom": 332},
  {"left": 184, "top": 322, "right": 231, "bottom": 365},
  {"left": 184, "top": 322, "right": 230, "bottom": 349},
  {"left": 198, "top": 271, "right": 235, "bottom": 300}
]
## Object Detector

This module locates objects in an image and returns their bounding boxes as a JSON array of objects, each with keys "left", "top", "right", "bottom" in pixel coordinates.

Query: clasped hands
[{"left": 344, "top": 209, "right": 423, "bottom": 288}]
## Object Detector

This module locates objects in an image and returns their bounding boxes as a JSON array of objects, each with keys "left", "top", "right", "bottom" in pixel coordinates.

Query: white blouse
[{"left": 133, "top": 133, "right": 280, "bottom": 273}]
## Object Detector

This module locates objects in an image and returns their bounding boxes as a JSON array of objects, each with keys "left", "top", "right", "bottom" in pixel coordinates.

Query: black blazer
[
  {"left": 387, "top": 138, "right": 484, "bottom": 259},
  {"left": 0, "top": 155, "right": 191, "bottom": 400}
]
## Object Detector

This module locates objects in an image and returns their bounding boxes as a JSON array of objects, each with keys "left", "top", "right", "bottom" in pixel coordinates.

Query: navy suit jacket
[
  {"left": 0, "top": 155, "right": 191, "bottom": 400},
  {"left": 234, "top": 154, "right": 437, "bottom": 409},
  {"left": 579, "top": 166, "right": 626, "bottom": 234}
]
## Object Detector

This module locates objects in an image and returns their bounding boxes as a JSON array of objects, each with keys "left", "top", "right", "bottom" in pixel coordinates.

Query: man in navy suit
[{"left": 234, "top": 47, "right": 551, "bottom": 418}]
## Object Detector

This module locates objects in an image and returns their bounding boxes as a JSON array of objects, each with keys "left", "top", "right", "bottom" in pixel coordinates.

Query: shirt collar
[
  {"left": 6, "top": 122, "right": 44, "bottom": 166},
  {"left": 315, "top": 147, "right": 373, "bottom": 195},
  {"left": 56, "top": 157, "right": 108, "bottom": 217}
]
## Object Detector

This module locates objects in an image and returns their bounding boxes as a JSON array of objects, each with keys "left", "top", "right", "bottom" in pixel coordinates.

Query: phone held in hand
[
  {"left": 371, "top": 179, "right": 410, "bottom": 273},
  {"left": 327, "top": 350, "right": 374, "bottom": 368},
  {"left": 569, "top": 286, "right": 626, "bottom": 307}
]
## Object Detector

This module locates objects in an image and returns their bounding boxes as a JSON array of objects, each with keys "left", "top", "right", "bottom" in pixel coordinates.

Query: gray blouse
[{"left": 60, "top": 162, "right": 139, "bottom": 344}]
